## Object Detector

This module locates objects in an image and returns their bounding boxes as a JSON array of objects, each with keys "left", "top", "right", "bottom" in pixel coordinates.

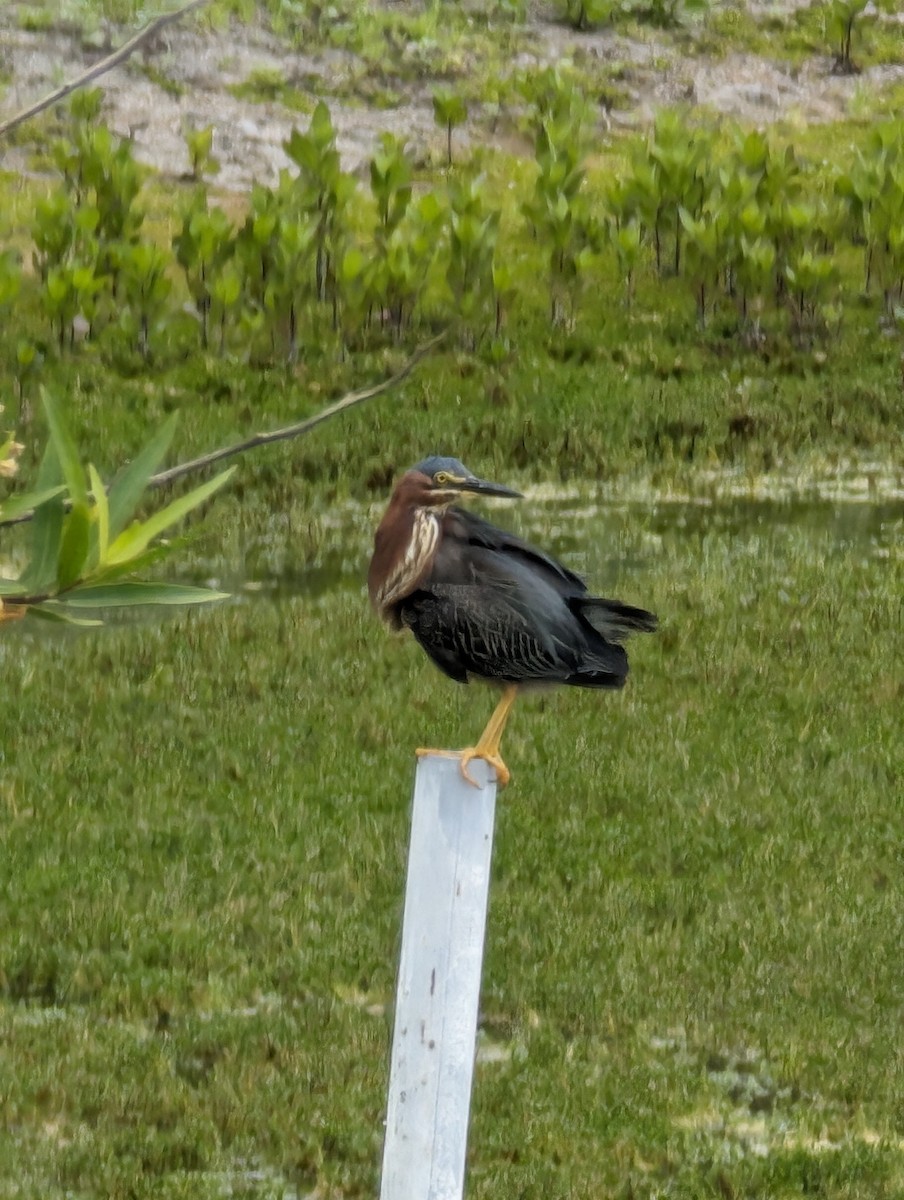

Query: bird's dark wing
[
  {"left": 400, "top": 583, "right": 571, "bottom": 684},
  {"left": 398, "top": 505, "right": 653, "bottom": 688},
  {"left": 441, "top": 507, "right": 588, "bottom": 593},
  {"left": 401, "top": 535, "right": 629, "bottom": 686},
  {"left": 437, "top": 506, "right": 656, "bottom": 643}
]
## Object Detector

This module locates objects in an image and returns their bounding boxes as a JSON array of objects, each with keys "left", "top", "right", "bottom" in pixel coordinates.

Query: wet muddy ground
[{"left": 1, "top": 5, "right": 903, "bottom": 192}]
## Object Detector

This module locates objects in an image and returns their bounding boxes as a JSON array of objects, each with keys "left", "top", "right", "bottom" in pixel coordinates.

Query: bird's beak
[{"left": 460, "top": 475, "right": 523, "bottom": 500}]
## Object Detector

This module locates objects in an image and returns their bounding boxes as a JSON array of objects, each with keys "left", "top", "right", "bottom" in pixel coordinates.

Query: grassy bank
[{"left": 2, "top": 500, "right": 903, "bottom": 1198}]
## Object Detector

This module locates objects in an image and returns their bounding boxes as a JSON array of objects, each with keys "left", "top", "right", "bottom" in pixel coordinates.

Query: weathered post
[{"left": 380, "top": 752, "right": 498, "bottom": 1200}]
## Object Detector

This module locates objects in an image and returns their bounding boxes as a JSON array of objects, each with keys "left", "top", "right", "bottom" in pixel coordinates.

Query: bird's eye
[{"left": 434, "top": 471, "right": 451, "bottom": 485}]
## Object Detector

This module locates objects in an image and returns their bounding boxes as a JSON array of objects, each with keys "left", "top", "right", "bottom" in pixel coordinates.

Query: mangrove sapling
[
  {"left": 173, "top": 188, "right": 236, "bottom": 350},
  {"left": 184, "top": 123, "right": 220, "bottom": 182},
  {"left": 718, "top": 132, "right": 790, "bottom": 332},
  {"left": 358, "top": 199, "right": 434, "bottom": 345},
  {"left": 0, "top": 248, "right": 22, "bottom": 327},
  {"left": 628, "top": 0, "right": 708, "bottom": 29},
  {"left": 560, "top": 0, "right": 617, "bottom": 32},
  {"left": 337, "top": 244, "right": 370, "bottom": 351},
  {"left": 734, "top": 234, "right": 776, "bottom": 340},
  {"left": 446, "top": 172, "right": 501, "bottom": 344},
  {"left": 235, "top": 178, "right": 316, "bottom": 362},
  {"left": 431, "top": 88, "right": 468, "bottom": 167},
  {"left": 609, "top": 218, "right": 642, "bottom": 308},
  {"left": 679, "top": 203, "right": 724, "bottom": 325},
  {"left": 283, "top": 102, "right": 357, "bottom": 329},
  {"left": 13, "top": 341, "right": 40, "bottom": 424},
  {"left": 371, "top": 134, "right": 413, "bottom": 243},
  {"left": 32, "top": 192, "right": 79, "bottom": 348},
  {"left": 270, "top": 215, "right": 317, "bottom": 360},
  {"left": 117, "top": 242, "right": 172, "bottom": 359},
  {"left": 829, "top": 0, "right": 867, "bottom": 72},
  {"left": 834, "top": 146, "right": 883, "bottom": 294},
  {"left": 55, "top": 93, "right": 145, "bottom": 296},
  {"left": 31, "top": 92, "right": 152, "bottom": 351},
  {"left": 760, "top": 144, "right": 807, "bottom": 309},
  {"left": 825, "top": 0, "right": 896, "bottom": 72},
  {"left": 209, "top": 262, "right": 243, "bottom": 356},
  {"left": 835, "top": 121, "right": 904, "bottom": 310},
  {"left": 50, "top": 88, "right": 104, "bottom": 208},
  {"left": 645, "top": 112, "right": 712, "bottom": 277},
  {"left": 523, "top": 95, "right": 592, "bottom": 326},
  {"left": 784, "top": 247, "right": 840, "bottom": 336},
  {"left": 521, "top": 65, "right": 588, "bottom": 132},
  {"left": 31, "top": 190, "right": 74, "bottom": 281},
  {"left": 369, "top": 133, "right": 417, "bottom": 334},
  {"left": 44, "top": 255, "right": 105, "bottom": 353},
  {"left": 385, "top": 190, "right": 446, "bottom": 338}
]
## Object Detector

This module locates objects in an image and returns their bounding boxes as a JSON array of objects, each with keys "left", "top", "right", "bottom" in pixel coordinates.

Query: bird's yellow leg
[{"left": 459, "top": 684, "right": 519, "bottom": 789}]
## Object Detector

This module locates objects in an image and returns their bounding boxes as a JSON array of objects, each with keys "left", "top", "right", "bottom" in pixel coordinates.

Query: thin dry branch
[
  {"left": 0, "top": 334, "right": 445, "bottom": 530},
  {"left": 148, "top": 334, "right": 446, "bottom": 488},
  {"left": 0, "top": 0, "right": 210, "bottom": 139}
]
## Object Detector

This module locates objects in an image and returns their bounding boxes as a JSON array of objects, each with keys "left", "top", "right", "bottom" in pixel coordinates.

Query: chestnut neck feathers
[{"left": 368, "top": 472, "right": 443, "bottom": 625}]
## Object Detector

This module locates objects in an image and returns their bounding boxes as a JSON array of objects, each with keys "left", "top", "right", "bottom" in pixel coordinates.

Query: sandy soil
[{"left": 1, "top": 10, "right": 902, "bottom": 193}]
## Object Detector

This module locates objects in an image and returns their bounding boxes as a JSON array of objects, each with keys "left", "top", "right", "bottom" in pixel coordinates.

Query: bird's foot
[
  {"left": 415, "top": 747, "right": 511, "bottom": 789},
  {"left": 459, "top": 747, "right": 511, "bottom": 790}
]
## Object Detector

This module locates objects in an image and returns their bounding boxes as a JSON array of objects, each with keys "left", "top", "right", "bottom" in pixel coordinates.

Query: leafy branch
[
  {"left": 0, "top": 332, "right": 445, "bottom": 530},
  {"left": 1, "top": 390, "right": 232, "bottom": 625}
]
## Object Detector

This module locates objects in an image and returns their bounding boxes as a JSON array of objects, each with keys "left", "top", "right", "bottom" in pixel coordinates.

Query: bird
[{"left": 368, "top": 456, "right": 657, "bottom": 787}]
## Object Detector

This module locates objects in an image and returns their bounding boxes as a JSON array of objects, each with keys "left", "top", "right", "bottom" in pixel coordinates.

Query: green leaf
[
  {"left": 107, "top": 415, "right": 178, "bottom": 539},
  {"left": 212, "top": 265, "right": 241, "bottom": 307},
  {"left": 0, "top": 485, "right": 66, "bottom": 523},
  {"left": 88, "top": 464, "right": 109, "bottom": 566},
  {"left": 105, "top": 467, "right": 235, "bottom": 567},
  {"left": 59, "top": 582, "right": 229, "bottom": 608},
  {"left": 79, "top": 545, "right": 171, "bottom": 587},
  {"left": 16, "top": 340, "right": 37, "bottom": 371},
  {"left": 432, "top": 89, "right": 467, "bottom": 128},
  {"left": 57, "top": 502, "right": 92, "bottom": 591},
  {"left": 26, "top": 604, "right": 103, "bottom": 627},
  {"left": 42, "top": 388, "right": 87, "bottom": 507},
  {"left": 0, "top": 578, "right": 30, "bottom": 596},
  {"left": 341, "top": 247, "right": 367, "bottom": 282},
  {"left": 310, "top": 101, "right": 335, "bottom": 148},
  {"left": 19, "top": 443, "right": 65, "bottom": 594}
]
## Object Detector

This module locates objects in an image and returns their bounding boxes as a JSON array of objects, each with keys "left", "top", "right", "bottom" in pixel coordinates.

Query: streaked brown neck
[{"left": 368, "top": 474, "right": 440, "bottom": 625}]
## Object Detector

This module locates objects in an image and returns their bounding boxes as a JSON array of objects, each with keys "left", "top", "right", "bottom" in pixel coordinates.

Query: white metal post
[{"left": 380, "top": 752, "right": 498, "bottom": 1200}]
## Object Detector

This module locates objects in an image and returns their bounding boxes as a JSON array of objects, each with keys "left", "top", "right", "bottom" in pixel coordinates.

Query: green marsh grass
[{"left": 3, "top": 497, "right": 902, "bottom": 1198}]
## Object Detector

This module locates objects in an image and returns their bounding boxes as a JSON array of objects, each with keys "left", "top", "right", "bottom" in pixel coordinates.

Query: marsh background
[{"left": 1, "top": 1, "right": 903, "bottom": 1196}]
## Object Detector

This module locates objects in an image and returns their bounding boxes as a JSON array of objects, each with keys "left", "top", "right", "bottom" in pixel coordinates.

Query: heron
[{"left": 368, "top": 456, "right": 656, "bottom": 787}]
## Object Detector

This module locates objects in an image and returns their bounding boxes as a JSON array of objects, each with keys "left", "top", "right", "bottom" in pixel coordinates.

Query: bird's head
[{"left": 403, "top": 456, "right": 522, "bottom": 509}]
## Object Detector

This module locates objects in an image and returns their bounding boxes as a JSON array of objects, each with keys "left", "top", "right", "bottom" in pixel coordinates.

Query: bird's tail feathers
[
  {"left": 578, "top": 598, "right": 658, "bottom": 642},
  {"left": 565, "top": 667, "right": 628, "bottom": 690}
]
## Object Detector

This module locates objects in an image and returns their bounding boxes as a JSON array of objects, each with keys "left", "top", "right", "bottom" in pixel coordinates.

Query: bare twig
[
  {"left": 0, "top": 334, "right": 445, "bottom": 530},
  {"left": 0, "top": 0, "right": 210, "bottom": 139}
]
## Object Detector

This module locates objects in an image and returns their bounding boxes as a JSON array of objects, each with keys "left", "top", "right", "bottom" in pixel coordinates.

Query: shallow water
[{"left": 231, "top": 493, "right": 903, "bottom": 601}]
